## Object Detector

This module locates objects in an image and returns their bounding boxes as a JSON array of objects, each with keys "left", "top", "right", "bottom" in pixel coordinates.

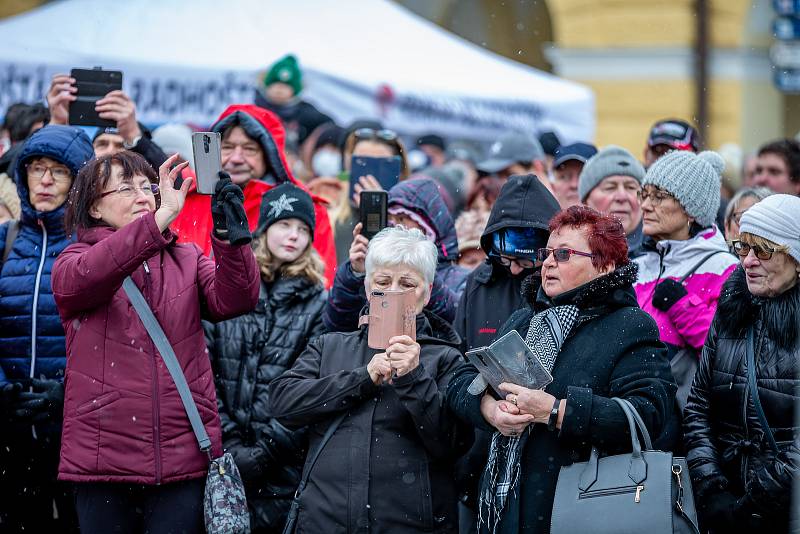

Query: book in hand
[{"left": 465, "top": 330, "right": 553, "bottom": 397}]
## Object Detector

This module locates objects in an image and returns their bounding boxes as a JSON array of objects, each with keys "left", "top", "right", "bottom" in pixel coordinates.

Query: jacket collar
[{"left": 77, "top": 220, "right": 177, "bottom": 246}]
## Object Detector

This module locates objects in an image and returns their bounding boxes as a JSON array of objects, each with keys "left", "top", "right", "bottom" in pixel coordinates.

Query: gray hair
[
  {"left": 365, "top": 226, "right": 437, "bottom": 285},
  {"left": 724, "top": 187, "right": 773, "bottom": 226}
]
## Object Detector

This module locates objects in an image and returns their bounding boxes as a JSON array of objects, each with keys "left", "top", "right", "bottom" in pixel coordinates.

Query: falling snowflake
[{"left": 267, "top": 194, "right": 298, "bottom": 219}]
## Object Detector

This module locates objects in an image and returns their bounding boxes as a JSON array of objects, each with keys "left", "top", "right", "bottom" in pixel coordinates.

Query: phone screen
[{"left": 350, "top": 155, "right": 402, "bottom": 196}]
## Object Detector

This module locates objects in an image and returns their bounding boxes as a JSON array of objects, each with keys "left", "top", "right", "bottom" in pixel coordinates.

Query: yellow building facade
[{"left": 401, "top": 0, "right": 792, "bottom": 158}]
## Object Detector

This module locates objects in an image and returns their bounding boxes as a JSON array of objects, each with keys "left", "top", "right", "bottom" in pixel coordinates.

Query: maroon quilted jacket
[{"left": 52, "top": 213, "right": 259, "bottom": 484}]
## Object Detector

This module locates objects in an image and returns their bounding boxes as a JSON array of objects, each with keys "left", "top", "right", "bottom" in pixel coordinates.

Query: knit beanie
[
  {"left": 642, "top": 150, "right": 724, "bottom": 228},
  {"left": 255, "top": 183, "right": 315, "bottom": 239},
  {"left": 264, "top": 54, "right": 302, "bottom": 96},
  {"left": 455, "top": 209, "right": 490, "bottom": 253},
  {"left": 0, "top": 172, "right": 20, "bottom": 219},
  {"left": 578, "top": 145, "right": 645, "bottom": 202},
  {"left": 739, "top": 194, "right": 800, "bottom": 264}
]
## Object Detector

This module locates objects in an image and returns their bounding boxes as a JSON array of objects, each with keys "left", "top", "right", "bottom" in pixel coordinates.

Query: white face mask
[{"left": 311, "top": 149, "right": 342, "bottom": 177}]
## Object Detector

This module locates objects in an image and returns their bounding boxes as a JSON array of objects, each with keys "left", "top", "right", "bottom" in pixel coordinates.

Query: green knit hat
[{"left": 264, "top": 54, "right": 302, "bottom": 96}]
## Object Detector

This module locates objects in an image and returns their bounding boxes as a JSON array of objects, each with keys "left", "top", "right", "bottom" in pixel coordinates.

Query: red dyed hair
[{"left": 548, "top": 205, "right": 629, "bottom": 270}]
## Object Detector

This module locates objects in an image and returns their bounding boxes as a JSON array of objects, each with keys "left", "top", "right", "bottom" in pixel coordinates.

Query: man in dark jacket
[
  {"left": 0, "top": 124, "right": 94, "bottom": 532},
  {"left": 323, "top": 177, "right": 468, "bottom": 331}
]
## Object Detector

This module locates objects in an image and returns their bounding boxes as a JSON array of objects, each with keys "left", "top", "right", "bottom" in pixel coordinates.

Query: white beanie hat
[{"left": 739, "top": 194, "right": 800, "bottom": 264}]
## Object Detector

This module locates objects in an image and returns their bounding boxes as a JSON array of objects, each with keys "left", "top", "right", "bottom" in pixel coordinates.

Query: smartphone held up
[
  {"left": 191, "top": 132, "right": 222, "bottom": 195},
  {"left": 359, "top": 191, "right": 388, "bottom": 239},
  {"left": 68, "top": 67, "right": 123, "bottom": 127}
]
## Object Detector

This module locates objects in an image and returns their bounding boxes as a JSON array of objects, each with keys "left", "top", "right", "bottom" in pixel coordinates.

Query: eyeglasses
[
  {"left": 100, "top": 182, "right": 160, "bottom": 199},
  {"left": 354, "top": 128, "right": 399, "bottom": 143},
  {"left": 731, "top": 240, "right": 775, "bottom": 261},
  {"left": 537, "top": 247, "right": 595, "bottom": 263},
  {"left": 638, "top": 188, "right": 675, "bottom": 207},
  {"left": 26, "top": 162, "right": 72, "bottom": 183},
  {"left": 490, "top": 253, "right": 535, "bottom": 269}
]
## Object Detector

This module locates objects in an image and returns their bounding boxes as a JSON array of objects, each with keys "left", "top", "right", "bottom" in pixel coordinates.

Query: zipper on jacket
[
  {"left": 142, "top": 262, "right": 162, "bottom": 483},
  {"left": 579, "top": 484, "right": 644, "bottom": 502},
  {"left": 29, "top": 219, "right": 48, "bottom": 381}
]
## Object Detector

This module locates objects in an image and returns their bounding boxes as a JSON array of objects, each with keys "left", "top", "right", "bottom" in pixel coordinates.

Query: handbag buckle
[{"left": 634, "top": 485, "right": 644, "bottom": 503}]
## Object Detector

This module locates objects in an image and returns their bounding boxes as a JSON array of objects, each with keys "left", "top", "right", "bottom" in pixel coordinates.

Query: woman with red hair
[{"left": 447, "top": 205, "right": 678, "bottom": 533}]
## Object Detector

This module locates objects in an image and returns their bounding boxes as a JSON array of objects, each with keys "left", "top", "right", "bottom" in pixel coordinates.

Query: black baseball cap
[{"left": 647, "top": 119, "right": 700, "bottom": 152}]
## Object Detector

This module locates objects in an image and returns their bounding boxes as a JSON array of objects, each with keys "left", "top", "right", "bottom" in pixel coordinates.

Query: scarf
[{"left": 478, "top": 304, "right": 579, "bottom": 532}]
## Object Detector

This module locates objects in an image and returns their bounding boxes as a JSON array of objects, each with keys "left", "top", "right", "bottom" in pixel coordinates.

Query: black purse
[{"left": 551, "top": 397, "right": 700, "bottom": 534}]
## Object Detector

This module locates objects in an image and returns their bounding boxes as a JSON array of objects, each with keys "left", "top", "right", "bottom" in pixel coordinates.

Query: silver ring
[{"left": 510, "top": 395, "right": 518, "bottom": 406}]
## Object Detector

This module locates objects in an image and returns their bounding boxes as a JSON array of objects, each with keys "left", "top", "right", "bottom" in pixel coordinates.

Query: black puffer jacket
[
  {"left": 270, "top": 310, "right": 472, "bottom": 534},
  {"left": 684, "top": 266, "right": 800, "bottom": 532},
  {"left": 205, "top": 275, "right": 326, "bottom": 533}
]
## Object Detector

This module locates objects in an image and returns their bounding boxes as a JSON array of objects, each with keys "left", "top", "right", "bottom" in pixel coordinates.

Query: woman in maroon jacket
[{"left": 52, "top": 151, "right": 259, "bottom": 534}]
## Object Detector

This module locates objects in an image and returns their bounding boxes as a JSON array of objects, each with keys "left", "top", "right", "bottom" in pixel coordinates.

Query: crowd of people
[{"left": 0, "top": 53, "right": 797, "bottom": 534}]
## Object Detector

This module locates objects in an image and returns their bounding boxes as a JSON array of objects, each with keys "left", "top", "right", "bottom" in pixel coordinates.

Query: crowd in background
[{"left": 0, "top": 52, "right": 797, "bottom": 534}]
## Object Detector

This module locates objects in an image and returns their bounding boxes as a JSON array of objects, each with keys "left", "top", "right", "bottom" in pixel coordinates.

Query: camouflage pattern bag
[{"left": 204, "top": 452, "right": 251, "bottom": 534}]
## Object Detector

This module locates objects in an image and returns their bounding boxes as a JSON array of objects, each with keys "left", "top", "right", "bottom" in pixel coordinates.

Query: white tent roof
[{"left": 0, "top": 0, "right": 594, "bottom": 142}]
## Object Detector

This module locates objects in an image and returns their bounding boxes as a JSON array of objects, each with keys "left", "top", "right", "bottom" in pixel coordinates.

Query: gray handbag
[
  {"left": 550, "top": 398, "right": 699, "bottom": 534},
  {"left": 123, "top": 277, "right": 251, "bottom": 534}
]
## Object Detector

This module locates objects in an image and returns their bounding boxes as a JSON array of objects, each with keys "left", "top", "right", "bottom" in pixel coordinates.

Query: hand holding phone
[
  {"left": 46, "top": 74, "right": 78, "bottom": 125},
  {"left": 365, "top": 289, "right": 417, "bottom": 350},
  {"left": 68, "top": 68, "right": 123, "bottom": 127},
  {"left": 359, "top": 190, "right": 388, "bottom": 239},
  {"left": 192, "top": 132, "right": 223, "bottom": 195},
  {"left": 350, "top": 155, "right": 401, "bottom": 199},
  {"left": 349, "top": 223, "right": 370, "bottom": 274},
  {"left": 386, "top": 335, "right": 421, "bottom": 377}
]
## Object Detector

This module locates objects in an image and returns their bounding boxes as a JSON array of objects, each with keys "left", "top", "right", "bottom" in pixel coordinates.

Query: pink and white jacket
[{"left": 634, "top": 226, "right": 738, "bottom": 354}]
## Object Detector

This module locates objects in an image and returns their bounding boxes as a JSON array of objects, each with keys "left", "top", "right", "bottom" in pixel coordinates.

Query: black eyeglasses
[
  {"left": 490, "top": 253, "right": 535, "bottom": 269},
  {"left": 638, "top": 188, "right": 675, "bottom": 207},
  {"left": 731, "top": 240, "right": 775, "bottom": 261},
  {"left": 354, "top": 128, "right": 399, "bottom": 143},
  {"left": 537, "top": 247, "right": 594, "bottom": 263}
]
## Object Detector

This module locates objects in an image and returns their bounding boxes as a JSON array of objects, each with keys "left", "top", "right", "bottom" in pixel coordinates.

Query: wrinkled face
[
  {"left": 221, "top": 126, "right": 267, "bottom": 186},
  {"left": 640, "top": 185, "right": 692, "bottom": 242},
  {"left": 89, "top": 164, "right": 156, "bottom": 230},
  {"left": 753, "top": 152, "right": 800, "bottom": 194},
  {"left": 552, "top": 160, "right": 583, "bottom": 208},
  {"left": 585, "top": 175, "right": 642, "bottom": 235},
  {"left": 93, "top": 132, "right": 125, "bottom": 158},
  {"left": 541, "top": 226, "right": 610, "bottom": 297},
  {"left": 724, "top": 196, "right": 759, "bottom": 241},
  {"left": 365, "top": 263, "right": 431, "bottom": 314},
  {"left": 742, "top": 249, "right": 799, "bottom": 298},
  {"left": 26, "top": 156, "right": 73, "bottom": 212},
  {"left": 266, "top": 218, "right": 311, "bottom": 267},
  {"left": 266, "top": 82, "right": 295, "bottom": 105},
  {"left": 458, "top": 248, "right": 486, "bottom": 270}
]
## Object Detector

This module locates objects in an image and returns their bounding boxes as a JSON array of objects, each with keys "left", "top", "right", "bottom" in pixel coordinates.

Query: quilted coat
[{"left": 52, "top": 213, "right": 259, "bottom": 484}]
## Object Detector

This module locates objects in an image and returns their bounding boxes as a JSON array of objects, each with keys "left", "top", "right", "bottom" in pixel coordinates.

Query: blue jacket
[
  {"left": 0, "top": 125, "right": 93, "bottom": 384},
  {"left": 322, "top": 177, "right": 468, "bottom": 332}
]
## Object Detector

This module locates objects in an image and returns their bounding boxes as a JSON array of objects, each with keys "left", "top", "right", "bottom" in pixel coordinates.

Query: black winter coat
[
  {"left": 683, "top": 266, "right": 800, "bottom": 532},
  {"left": 270, "top": 311, "right": 472, "bottom": 534},
  {"left": 206, "top": 276, "right": 326, "bottom": 533},
  {"left": 447, "top": 263, "right": 679, "bottom": 533}
]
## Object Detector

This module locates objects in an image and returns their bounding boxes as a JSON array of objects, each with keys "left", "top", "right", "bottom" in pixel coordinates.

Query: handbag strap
[
  {"left": 294, "top": 411, "right": 347, "bottom": 498},
  {"left": 745, "top": 326, "right": 778, "bottom": 452},
  {"left": 679, "top": 250, "right": 725, "bottom": 283},
  {"left": 122, "top": 276, "right": 212, "bottom": 453},
  {"left": 614, "top": 398, "right": 653, "bottom": 450}
]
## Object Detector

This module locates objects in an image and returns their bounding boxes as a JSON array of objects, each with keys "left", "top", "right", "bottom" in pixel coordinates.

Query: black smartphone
[
  {"left": 191, "top": 132, "right": 222, "bottom": 195},
  {"left": 360, "top": 191, "right": 388, "bottom": 239},
  {"left": 68, "top": 67, "right": 123, "bottom": 127},
  {"left": 350, "top": 155, "right": 402, "bottom": 197}
]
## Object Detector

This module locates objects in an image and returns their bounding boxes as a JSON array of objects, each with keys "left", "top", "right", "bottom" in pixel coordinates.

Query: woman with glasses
[
  {"left": 0, "top": 125, "right": 94, "bottom": 532},
  {"left": 684, "top": 194, "right": 800, "bottom": 533},
  {"left": 51, "top": 151, "right": 259, "bottom": 534},
  {"left": 722, "top": 186, "right": 772, "bottom": 242},
  {"left": 447, "top": 205, "right": 677, "bottom": 533},
  {"left": 634, "top": 150, "right": 738, "bottom": 410}
]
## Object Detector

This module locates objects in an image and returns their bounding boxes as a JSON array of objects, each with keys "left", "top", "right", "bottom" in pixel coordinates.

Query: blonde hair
[
  {"left": 252, "top": 233, "right": 326, "bottom": 286},
  {"left": 738, "top": 232, "right": 790, "bottom": 254}
]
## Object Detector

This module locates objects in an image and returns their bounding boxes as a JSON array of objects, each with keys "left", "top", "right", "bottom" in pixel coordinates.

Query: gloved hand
[
  {"left": 699, "top": 490, "right": 739, "bottom": 531},
  {"left": 210, "top": 172, "right": 251, "bottom": 246},
  {"left": 652, "top": 279, "right": 688, "bottom": 312},
  {"left": 0, "top": 382, "right": 22, "bottom": 419},
  {"left": 12, "top": 378, "right": 64, "bottom": 423},
  {"left": 229, "top": 443, "right": 268, "bottom": 484}
]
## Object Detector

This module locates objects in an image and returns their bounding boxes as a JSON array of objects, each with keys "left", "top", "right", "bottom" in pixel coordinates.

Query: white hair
[{"left": 365, "top": 226, "right": 437, "bottom": 285}]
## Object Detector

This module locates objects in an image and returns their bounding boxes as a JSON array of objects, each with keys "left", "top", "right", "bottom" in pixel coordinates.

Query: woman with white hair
[{"left": 270, "top": 226, "right": 469, "bottom": 533}]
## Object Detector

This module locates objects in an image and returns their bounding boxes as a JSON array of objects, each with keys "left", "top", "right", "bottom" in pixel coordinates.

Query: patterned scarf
[{"left": 478, "top": 304, "right": 579, "bottom": 532}]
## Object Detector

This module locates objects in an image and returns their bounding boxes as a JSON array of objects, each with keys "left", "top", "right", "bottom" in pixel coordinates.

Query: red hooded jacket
[
  {"left": 171, "top": 105, "right": 336, "bottom": 287},
  {"left": 52, "top": 214, "right": 259, "bottom": 484}
]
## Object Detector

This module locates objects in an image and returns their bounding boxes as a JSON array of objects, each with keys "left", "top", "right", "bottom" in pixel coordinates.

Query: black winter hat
[{"left": 255, "top": 183, "right": 316, "bottom": 240}]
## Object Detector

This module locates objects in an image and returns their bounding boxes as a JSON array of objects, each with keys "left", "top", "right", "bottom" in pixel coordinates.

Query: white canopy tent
[{"left": 0, "top": 0, "right": 595, "bottom": 143}]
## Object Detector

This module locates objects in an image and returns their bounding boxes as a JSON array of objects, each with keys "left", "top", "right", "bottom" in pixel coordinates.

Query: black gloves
[
  {"left": 700, "top": 490, "right": 739, "bottom": 530},
  {"left": 1, "top": 382, "right": 22, "bottom": 420},
  {"left": 12, "top": 378, "right": 64, "bottom": 423},
  {"left": 224, "top": 437, "right": 267, "bottom": 484},
  {"left": 211, "top": 171, "right": 252, "bottom": 246},
  {"left": 652, "top": 279, "right": 688, "bottom": 312}
]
